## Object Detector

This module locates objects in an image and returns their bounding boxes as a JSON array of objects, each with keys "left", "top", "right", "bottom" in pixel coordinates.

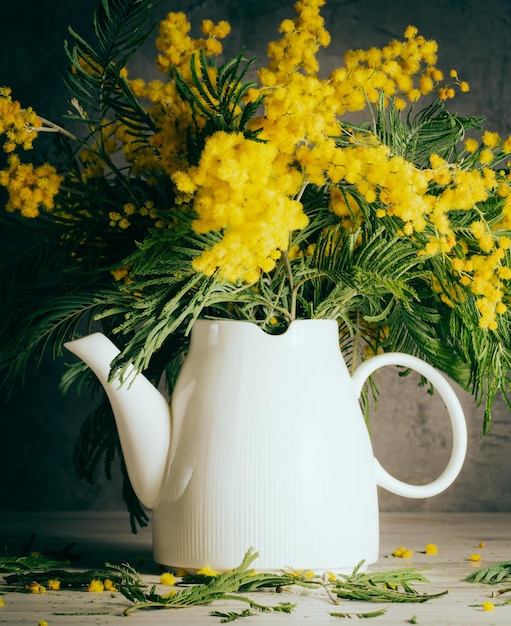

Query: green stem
[
  {"left": 350, "top": 309, "right": 362, "bottom": 376},
  {"left": 295, "top": 180, "right": 308, "bottom": 203},
  {"left": 282, "top": 250, "right": 296, "bottom": 320},
  {"left": 262, "top": 270, "right": 293, "bottom": 326},
  {"left": 320, "top": 578, "right": 341, "bottom": 605},
  {"left": 124, "top": 603, "right": 166, "bottom": 615},
  {"left": 92, "top": 131, "right": 140, "bottom": 204},
  {"left": 495, "top": 587, "right": 511, "bottom": 596},
  {"left": 279, "top": 179, "right": 310, "bottom": 322}
]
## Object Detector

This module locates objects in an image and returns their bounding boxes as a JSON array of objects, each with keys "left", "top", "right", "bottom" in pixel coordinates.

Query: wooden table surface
[{"left": 1, "top": 511, "right": 511, "bottom": 625}]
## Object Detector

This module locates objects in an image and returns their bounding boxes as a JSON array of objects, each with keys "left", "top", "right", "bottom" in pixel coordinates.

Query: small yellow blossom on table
[
  {"left": 160, "top": 572, "right": 176, "bottom": 586},
  {"left": 87, "top": 579, "right": 105, "bottom": 593},
  {"left": 425, "top": 543, "right": 438, "bottom": 555}
]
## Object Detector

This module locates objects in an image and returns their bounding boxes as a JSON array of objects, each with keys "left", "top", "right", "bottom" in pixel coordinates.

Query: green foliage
[
  {"left": 376, "top": 96, "right": 484, "bottom": 167},
  {"left": 0, "top": 549, "right": 446, "bottom": 620},
  {"left": 209, "top": 609, "right": 255, "bottom": 622},
  {"left": 116, "top": 549, "right": 303, "bottom": 615},
  {"left": 331, "top": 561, "right": 448, "bottom": 603},
  {"left": 466, "top": 561, "right": 511, "bottom": 584},
  {"left": 330, "top": 609, "right": 388, "bottom": 618},
  {"left": 107, "top": 552, "right": 445, "bottom": 617},
  {"left": 174, "top": 49, "right": 265, "bottom": 163},
  {"left": 0, "top": 555, "right": 66, "bottom": 574},
  {"left": 63, "top": 0, "right": 156, "bottom": 129},
  {"left": 3, "top": 568, "right": 124, "bottom": 590}
]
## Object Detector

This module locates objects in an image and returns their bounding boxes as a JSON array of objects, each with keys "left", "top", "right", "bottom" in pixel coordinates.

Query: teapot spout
[{"left": 64, "top": 333, "right": 170, "bottom": 509}]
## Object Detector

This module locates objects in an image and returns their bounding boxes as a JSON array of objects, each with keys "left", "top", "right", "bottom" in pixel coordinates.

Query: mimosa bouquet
[{"left": 1, "top": 0, "right": 511, "bottom": 527}]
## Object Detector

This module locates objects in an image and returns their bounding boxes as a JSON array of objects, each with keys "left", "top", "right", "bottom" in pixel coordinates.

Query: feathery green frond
[{"left": 63, "top": 0, "right": 155, "bottom": 131}]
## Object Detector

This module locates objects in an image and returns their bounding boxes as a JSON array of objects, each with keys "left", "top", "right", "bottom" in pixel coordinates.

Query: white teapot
[{"left": 65, "top": 319, "right": 467, "bottom": 572}]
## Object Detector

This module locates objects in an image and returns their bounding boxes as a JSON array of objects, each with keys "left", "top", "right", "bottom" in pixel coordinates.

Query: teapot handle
[{"left": 351, "top": 352, "right": 467, "bottom": 498}]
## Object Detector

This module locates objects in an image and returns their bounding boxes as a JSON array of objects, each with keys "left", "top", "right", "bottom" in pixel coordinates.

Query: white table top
[{"left": 1, "top": 511, "right": 511, "bottom": 625}]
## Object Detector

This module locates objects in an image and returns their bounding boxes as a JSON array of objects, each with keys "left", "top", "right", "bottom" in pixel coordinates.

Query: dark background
[{"left": 2, "top": 0, "right": 511, "bottom": 522}]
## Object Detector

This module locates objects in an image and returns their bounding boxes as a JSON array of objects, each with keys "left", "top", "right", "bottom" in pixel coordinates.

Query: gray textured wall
[{"left": 2, "top": 0, "right": 511, "bottom": 521}]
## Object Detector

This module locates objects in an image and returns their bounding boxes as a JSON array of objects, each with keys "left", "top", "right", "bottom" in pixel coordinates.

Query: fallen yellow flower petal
[
  {"left": 88, "top": 579, "right": 105, "bottom": 593},
  {"left": 393, "top": 546, "right": 406, "bottom": 557},
  {"left": 27, "top": 582, "right": 46, "bottom": 594},
  {"left": 197, "top": 565, "right": 219, "bottom": 577},
  {"left": 160, "top": 572, "right": 176, "bottom": 586}
]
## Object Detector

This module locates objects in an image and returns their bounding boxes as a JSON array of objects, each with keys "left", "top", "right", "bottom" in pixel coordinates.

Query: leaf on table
[{"left": 465, "top": 561, "right": 511, "bottom": 584}]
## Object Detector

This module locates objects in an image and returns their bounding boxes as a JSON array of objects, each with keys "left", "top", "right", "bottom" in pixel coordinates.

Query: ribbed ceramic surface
[{"left": 153, "top": 320, "right": 379, "bottom": 571}]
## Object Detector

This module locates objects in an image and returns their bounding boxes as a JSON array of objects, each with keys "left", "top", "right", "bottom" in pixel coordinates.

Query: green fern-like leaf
[
  {"left": 63, "top": 0, "right": 155, "bottom": 126},
  {"left": 0, "top": 288, "right": 109, "bottom": 386},
  {"left": 466, "top": 561, "right": 511, "bottom": 584},
  {"left": 330, "top": 608, "right": 388, "bottom": 619},
  {"left": 375, "top": 96, "right": 484, "bottom": 167},
  {"left": 173, "top": 49, "right": 264, "bottom": 165}
]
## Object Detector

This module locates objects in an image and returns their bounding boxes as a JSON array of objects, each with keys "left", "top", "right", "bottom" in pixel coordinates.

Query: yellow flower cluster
[
  {"left": 318, "top": 124, "right": 511, "bottom": 329},
  {"left": 160, "top": 571, "right": 176, "bottom": 585},
  {"left": 155, "top": 11, "right": 230, "bottom": 79},
  {"left": 247, "top": 0, "right": 462, "bottom": 178},
  {"left": 247, "top": 1, "right": 340, "bottom": 177},
  {"left": 263, "top": 0, "right": 331, "bottom": 78},
  {"left": 337, "top": 24, "right": 442, "bottom": 111},
  {"left": 109, "top": 200, "right": 165, "bottom": 229},
  {"left": 86, "top": 578, "right": 116, "bottom": 592},
  {"left": 47, "top": 579, "right": 61, "bottom": 590},
  {"left": 88, "top": 579, "right": 104, "bottom": 592},
  {"left": 79, "top": 146, "right": 105, "bottom": 180},
  {"left": 109, "top": 203, "right": 134, "bottom": 230},
  {"left": 196, "top": 564, "right": 219, "bottom": 577},
  {"left": 173, "top": 131, "right": 307, "bottom": 283},
  {"left": 0, "top": 87, "right": 41, "bottom": 152},
  {"left": 27, "top": 581, "right": 46, "bottom": 593},
  {"left": 331, "top": 142, "right": 432, "bottom": 233},
  {"left": 0, "top": 154, "right": 63, "bottom": 217},
  {"left": 78, "top": 119, "right": 119, "bottom": 181},
  {"left": 129, "top": 0, "right": 511, "bottom": 329},
  {"left": 123, "top": 12, "right": 232, "bottom": 180},
  {"left": 3, "top": 0, "right": 511, "bottom": 335},
  {"left": 420, "top": 150, "right": 511, "bottom": 329},
  {"left": 393, "top": 546, "right": 414, "bottom": 559}
]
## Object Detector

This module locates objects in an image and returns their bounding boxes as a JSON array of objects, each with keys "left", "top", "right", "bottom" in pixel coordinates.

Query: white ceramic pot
[
  {"left": 66, "top": 319, "right": 467, "bottom": 572},
  {"left": 155, "top": 319, "right": 467, "bottom": 571}
]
